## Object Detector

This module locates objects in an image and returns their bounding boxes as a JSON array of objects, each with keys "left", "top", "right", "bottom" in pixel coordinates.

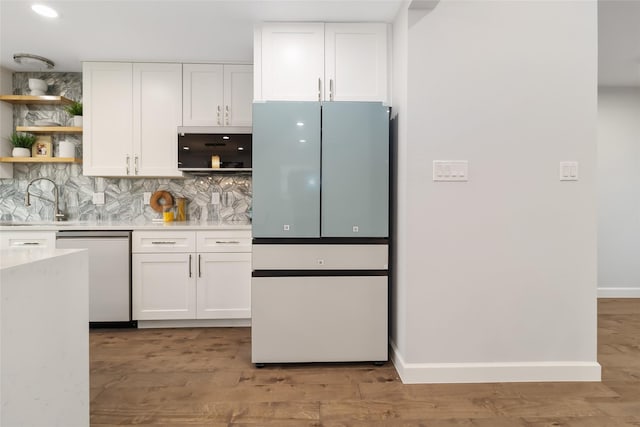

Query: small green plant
[
  {"left": 9, "top": 132, "right": 37, "bottom": 148},
  {"left": 64, "top": 101, "right": 83, "bottom": 116}
]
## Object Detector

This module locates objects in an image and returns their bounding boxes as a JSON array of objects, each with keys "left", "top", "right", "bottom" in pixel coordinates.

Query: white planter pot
[
  {"left": 12, "top": 147, "right": 31, "bottom": 157},
  {"left": 72, "top": 116, "right": 83, "bottom": 127},
  {"left": 58, "top": 140, "right": 75, "bottom": 158}
]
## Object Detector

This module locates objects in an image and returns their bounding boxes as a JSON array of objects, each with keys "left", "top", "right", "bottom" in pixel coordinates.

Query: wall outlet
[
  {"left": 93, "top": 192, "right": 105, "bottom": 205},
  {"left": 143, "top": 192, "right": 151, "bottom": 204},
  {"left": 211, "top": 192, "right": 220, "bottom": 204}
]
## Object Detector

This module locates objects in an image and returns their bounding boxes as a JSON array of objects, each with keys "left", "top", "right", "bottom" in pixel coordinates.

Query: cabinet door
[
  {"left": 260, "top": 23, "right": 325, "bottom": 101},
  {"left": 82, "top": 62, "right": 133, "bottom": 176},
  {"left": 132, "top": 253, "right": 196, "bottom": 320},
  {"left": 321, "top": 102, "right": 389, "bottom": 237},
  {"left": 183, "top": 64, "right": 224, "bottom": 126},
  {"left": 133, "top": 63, "right": 183, "bottom": 177},
  {"left": 223, "top": 64, "right": 253, "bottom": 126},
  {"left": 252, "top": 102, "right": 321, "bottom": 238},
  {"left": 196, "top": 252, "right": 251, "bottom": 319},
  {"left": 324, "top": 23, "right": 388, "bottom": 103}
]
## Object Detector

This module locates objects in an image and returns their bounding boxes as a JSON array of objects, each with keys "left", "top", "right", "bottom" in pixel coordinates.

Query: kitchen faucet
[{"left": 25, "top": 177, "right": 65, "bottom": 221}]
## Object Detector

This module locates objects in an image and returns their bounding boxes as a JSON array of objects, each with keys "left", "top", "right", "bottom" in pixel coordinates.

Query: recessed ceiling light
[{"left": 31, "top": 4, "right": 58, "bottom": 18}]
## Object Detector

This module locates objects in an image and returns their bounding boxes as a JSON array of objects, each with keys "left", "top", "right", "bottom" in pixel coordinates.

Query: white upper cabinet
[
  {"left": 183, "top": 63, "right": 253, "bottom": 127},
  {"left": 133, "top": 63, "right": 183, "bottom": 177},
  {"left": 324, "top": 23, "right": 388, "bottom": 102},
  {"left": 223, "top": 64, "right": 253, "bottom": 126},
  {"left": 258, "top": 23, "right": 325, "bottom": 101},
  {"left": 83, "top": 62, "right": 133, "bottom": 176},
  {"left": 183, "top": 64, "right": 224, "bottom": 126},
  {"left": 255, "top": 22, "right": 389, "bottom": 103},
  {"left": 83, "top": 62, "right": 182, "bottom": 177}
]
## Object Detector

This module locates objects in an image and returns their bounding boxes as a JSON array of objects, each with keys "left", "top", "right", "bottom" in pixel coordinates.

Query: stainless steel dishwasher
[{"left": 56, "top": 230, "right": 136, "bottom": 327}]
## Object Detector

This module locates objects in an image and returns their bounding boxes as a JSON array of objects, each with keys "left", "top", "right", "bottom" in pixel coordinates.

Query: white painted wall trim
[
  {"left": 597, "top": 287, "right": 640, "bottom": 298},
  {"left": 390, "top": 341, "right": 601, "bottom": 384}
]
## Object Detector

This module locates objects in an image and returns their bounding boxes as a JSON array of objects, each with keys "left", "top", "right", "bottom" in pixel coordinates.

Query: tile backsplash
[{"left": 0, "top": 72, "right": 252, "bottom": 223}]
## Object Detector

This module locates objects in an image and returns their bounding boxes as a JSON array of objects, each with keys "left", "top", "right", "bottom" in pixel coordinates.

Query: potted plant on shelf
[
  {"left": 9, "top": 132, "right": 37, "bottom": 157},
  {"left": 64, "top": 101, "right": 83, "bottom": 127}
]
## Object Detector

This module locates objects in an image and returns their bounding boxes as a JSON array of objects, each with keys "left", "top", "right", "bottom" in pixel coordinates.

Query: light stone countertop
[
  {"left": 0, "top": 247, "right": 86, "bottom": 270},
  {"left": 0, "top": 220, "right": 252, "bottom": 232}
]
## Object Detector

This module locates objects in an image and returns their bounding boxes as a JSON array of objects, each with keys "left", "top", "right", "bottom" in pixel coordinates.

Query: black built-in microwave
[{"left": 177, "top": 126, "right": 252, "bottom": 172}]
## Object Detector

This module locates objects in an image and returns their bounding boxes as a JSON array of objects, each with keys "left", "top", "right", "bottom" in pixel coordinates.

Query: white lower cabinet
[
  {"left": 0, "top": 231, "right": 56, "bottom": 250},
  {"left": 133, "top": 252, "right": 197, "bottom": 320},
  {"left": 132, "top": 230, "right": 251, "bottom": 322},
  {"left": 197, "top": 252, "right": 251, "bottom": 319}
]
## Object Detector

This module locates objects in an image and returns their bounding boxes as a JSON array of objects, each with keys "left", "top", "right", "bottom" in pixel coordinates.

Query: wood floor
[{"left": 90, "top": 299, "right": 640, "bottom": 426}]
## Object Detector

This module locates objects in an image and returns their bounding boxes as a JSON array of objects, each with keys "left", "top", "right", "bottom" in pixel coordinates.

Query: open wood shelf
[
  {"left": 16, "top": 126, "right": 82, "bottom": 134},
  {"left": 0, "top": 95, "right": 75, "bottom": 105},
  {"left": 0, "top": 157, "right": 81, "bottom": 164}
]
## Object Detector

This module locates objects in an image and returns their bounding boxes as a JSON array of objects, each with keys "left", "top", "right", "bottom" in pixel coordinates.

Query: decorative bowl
[{"left": 28, "top": 78, "right": 47, "bottom": 93}]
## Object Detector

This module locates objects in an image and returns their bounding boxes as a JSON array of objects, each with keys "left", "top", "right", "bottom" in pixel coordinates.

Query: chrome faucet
[{"left": 25, "top": 177, "right": 65, "bottom": 222}]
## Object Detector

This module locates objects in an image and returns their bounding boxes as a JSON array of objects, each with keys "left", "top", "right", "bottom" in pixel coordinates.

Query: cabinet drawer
[
  {"left": 252, "top": 275, "right": 388, "bottom": 363},
  {"left": 252, "top": 244, "right": 388, "bottom": 270},
  {"left": 132, "top": 231, "right": 196, "bottom": 253},
  {"left": 196, "top": 230, "right": 251, "bottom": 253},
  {"left": 1, "top": 231, "right": 56, "bottom": 250}
]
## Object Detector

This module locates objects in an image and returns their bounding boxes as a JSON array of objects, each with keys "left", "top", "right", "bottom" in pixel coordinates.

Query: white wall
[
  {"left": 0, "top": 67, "right": 13, "bottom": 178},
  {"left": 391, "top": 0, "right": 599, "bottom": 383},
  {"left": 597, "top": 87, "right": 640, "bottom": 297},
  {"left": 390, "top": 0, "right": 410, "bottom": 365}
]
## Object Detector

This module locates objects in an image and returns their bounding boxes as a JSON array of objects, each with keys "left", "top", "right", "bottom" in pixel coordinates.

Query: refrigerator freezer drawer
[
  {"left": 252, "top": 244, "right": 388, "bottom": 270},
  {"left": 251, "top": 276, "right": 388, "bottom": 363}
]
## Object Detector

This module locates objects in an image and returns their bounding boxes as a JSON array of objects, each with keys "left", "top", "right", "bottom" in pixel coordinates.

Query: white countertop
[
  {"left": 0, "top": 220, "right": 252, "bottom": 232},
  {"left": 0, "top": 247, "right": 86, "bottom": 270}
]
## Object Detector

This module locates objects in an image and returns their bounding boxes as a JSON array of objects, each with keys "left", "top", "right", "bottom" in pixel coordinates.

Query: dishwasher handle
[{"left": 56, "top": 230, "right": 132, "bottom": 239}]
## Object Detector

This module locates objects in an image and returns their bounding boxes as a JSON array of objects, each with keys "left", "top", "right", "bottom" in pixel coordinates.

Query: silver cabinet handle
[
  {"left": 224, "top": 105, "right": 229, "bottom": 125},
  {"left": 330, "top": 79, "right": 334, "bottom": 101},
  {"left": 16, "top": 242, "right": 41, "bottom": 246},
  {"left": 151, "top": 241, "right": 177, "bottom": 245},
  {"left": 134, "top": 156, "right": 139, "bottom": 175},
  {"left": 215, "top": 240, "right": 240, "bottom": 244},
  {"left": 318, "top": 78, "right": 322, "bottom": 101},
  {"left": 198, "top": 254, "right": 202, "bottom": 278},
  {"left": 217, "top": 105, "right": 221, "bottom": 125},
  {"left": 189, "top": 254, "right": 192, "bottom": 278},
  {"left": 126, "top": 155, "right": 130, "bottom": 175}
]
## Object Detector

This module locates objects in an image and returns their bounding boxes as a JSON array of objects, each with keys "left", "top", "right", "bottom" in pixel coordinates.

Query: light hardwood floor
[{"left": 90, "top": 299, "right": 640, "bottom": 426}]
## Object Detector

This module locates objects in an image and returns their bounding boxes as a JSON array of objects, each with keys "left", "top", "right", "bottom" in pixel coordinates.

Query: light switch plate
[
  {"left": 211, "top": 192, "right": 220, "bottom": 204},
  {"left": 143, "top": 192, "right": 151, "bottom": 205},
  {"left": 559, "top": 161, "right": 579, "bottom": 181},
  {"left": 433, "top": 160, "right": 469, "bottom": 181},
  {"left": 93, "top": 192, "right": 105, "bottom": 205}
]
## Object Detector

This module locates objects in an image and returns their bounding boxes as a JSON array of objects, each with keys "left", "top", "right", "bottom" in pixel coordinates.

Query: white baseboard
[
  {"left": 597, "top": 287, "right": 640, "bottom": 298},
  {"left": 389, "top": 341, "right": 601, "bottom": 384}
]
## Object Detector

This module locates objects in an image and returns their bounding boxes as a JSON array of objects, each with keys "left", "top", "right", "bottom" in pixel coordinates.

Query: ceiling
[
  {"left": 1, "top": 0, "right": 638, "bottom": 86},
  {"left": 0, "top": 0, "right": 404, "bottom": 72}
]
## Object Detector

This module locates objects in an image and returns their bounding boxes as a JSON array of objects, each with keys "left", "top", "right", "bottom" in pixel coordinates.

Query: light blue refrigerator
[{"left": 251, "top": 101, "right": 389, "bottom": 365}]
